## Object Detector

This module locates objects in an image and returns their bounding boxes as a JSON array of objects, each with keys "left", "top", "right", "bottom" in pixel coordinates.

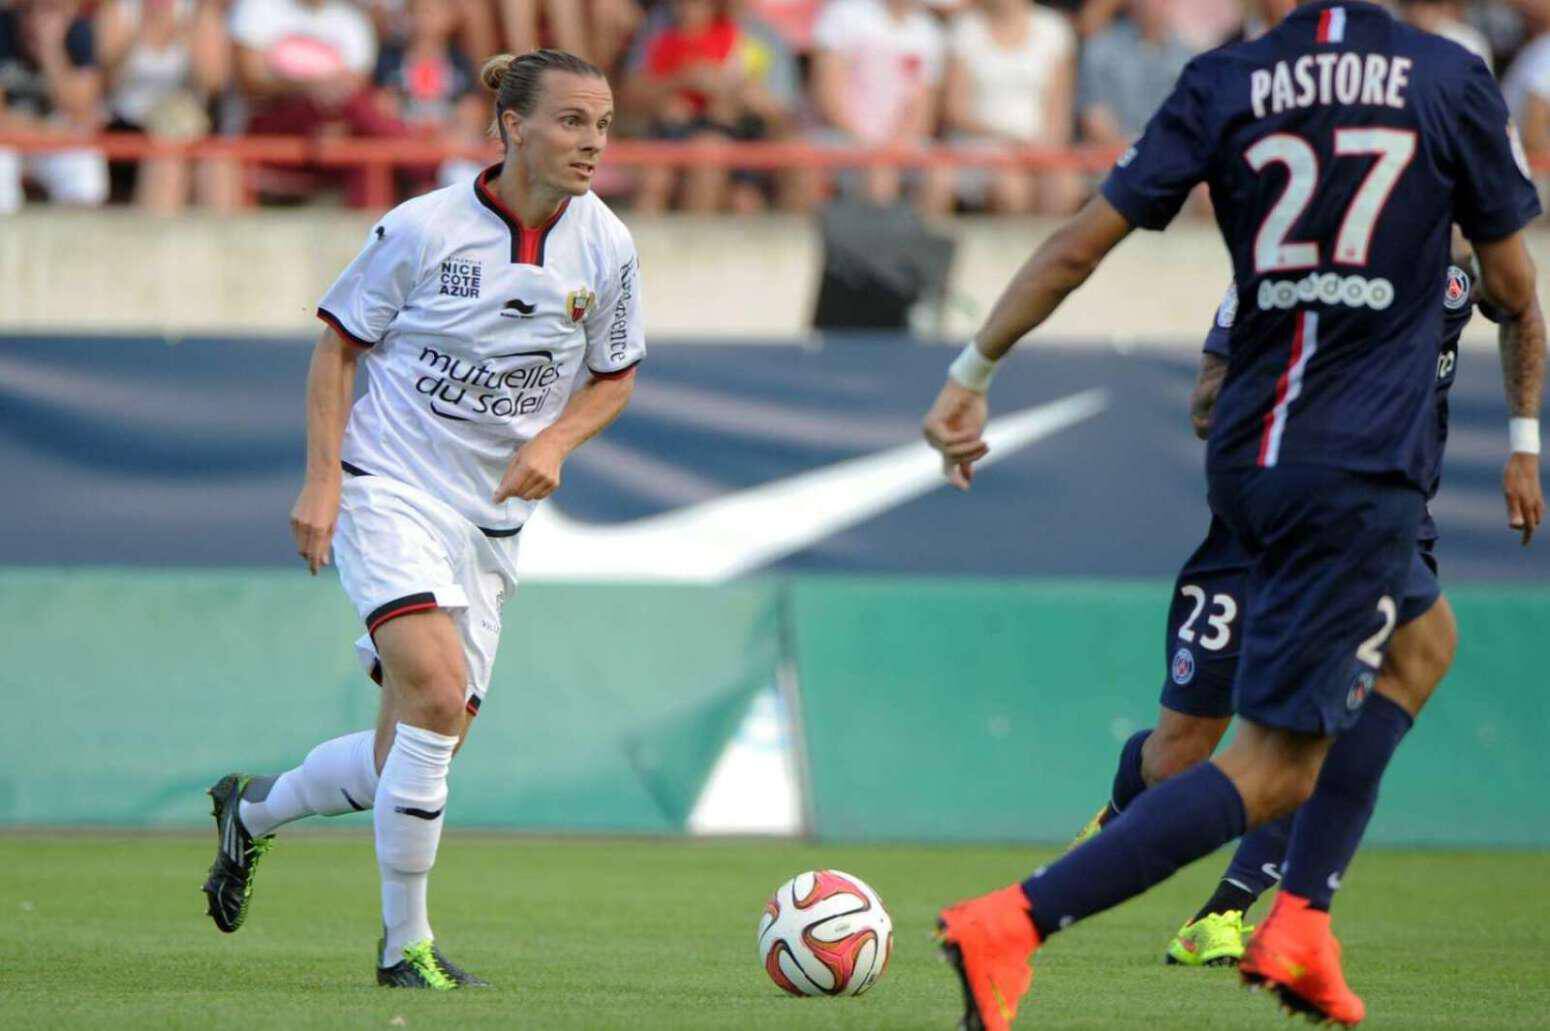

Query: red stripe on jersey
[
  {"left": 316, "top": 307, "right": 374, "bottom": 349},
  {"left": 588, "top": 358, "right": 642, "bottom": 381},
  {"left": 518, "top": 228, "right": 541, "bottom": 265},
  {"left": 476, "top": 164, "right": 570, "bottom": 266},
  {"left": 1258, "top": 311, "right": 1308, "bottom": 467},
  {"left": 1317, "top": 9, "right": 1332, "bottom": 42},
  {"left": 367, "top": 599, "right": 439, "bottom": 636}
]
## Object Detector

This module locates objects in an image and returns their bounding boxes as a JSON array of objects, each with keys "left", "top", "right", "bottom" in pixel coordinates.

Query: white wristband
[
  {"left": 1509, "top": 417, "right": 1541, "bottom": 455},
  {"left": 948, "top": 341, "right": 999, "bottom": 394}
]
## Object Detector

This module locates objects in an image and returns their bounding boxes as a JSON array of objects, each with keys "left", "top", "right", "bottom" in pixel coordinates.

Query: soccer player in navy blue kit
[
  {"left": 1069, "top": 257, "right": 1493, "bottom": 970},
  {"left": 920, "top": 1, "right": 1545, "bottom": 1026}
]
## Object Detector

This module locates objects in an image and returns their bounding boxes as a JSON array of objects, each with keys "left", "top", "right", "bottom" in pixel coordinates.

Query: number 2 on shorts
[{"left": 1356, "top": 595, "right": 1398, "bottom": 667}]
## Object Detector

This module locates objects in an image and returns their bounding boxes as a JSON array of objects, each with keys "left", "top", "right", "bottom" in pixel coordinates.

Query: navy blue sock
[
  {"left": 1023, "top": 762, "right": 1246, "bottom": 939},
  {"left": 1282, "top": 694, "right": 1413, "bottom": 911},
  {"left": 1110, "top": 729, "right": 1152, "bottom": 813},
  {"left": 1191, "top": 814, "right": 1292, "bottom": 921},
  {"left": 1222, "top": 813, "right": 1292, "bottom": 897}
]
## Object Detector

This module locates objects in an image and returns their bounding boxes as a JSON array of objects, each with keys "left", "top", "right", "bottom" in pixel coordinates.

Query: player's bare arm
[
  {"left": 1190, "top": 352, "right": 1228, "bottom": 441},
  {"left": 1474, "top": 230, "right": 1546, "bottom": 544},
  {"left": 290, "top": 327, "right": 363, "bottom": 574},
  {"left": 494, "top": 366, "right": 637, "bottom": 503},
  {"left": 923, "top": 196, "right": 1133, "bottom": 490}
]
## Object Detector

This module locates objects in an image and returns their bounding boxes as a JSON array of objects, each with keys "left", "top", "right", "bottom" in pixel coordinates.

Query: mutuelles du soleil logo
[{"left": 415, "top": 346, "right": 561, "bottom": 423}]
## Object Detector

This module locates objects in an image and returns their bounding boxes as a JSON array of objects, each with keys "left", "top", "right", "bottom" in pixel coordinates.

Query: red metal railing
[
  {"left": 0, "top": 131, "right": 1131, "bottom": 210},
  {"left": 4, "top": 131, "right": 1548, "bottom": 211}
]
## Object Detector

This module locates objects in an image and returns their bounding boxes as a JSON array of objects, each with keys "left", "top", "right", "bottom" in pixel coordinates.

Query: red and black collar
[{"left": 474, "top": 163, "right": 571, "bottom": 266}]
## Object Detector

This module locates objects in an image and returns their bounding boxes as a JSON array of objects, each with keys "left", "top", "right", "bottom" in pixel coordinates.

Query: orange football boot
[
  {"left": 1240, "top": 892, "right": 1366, "bottom": 1026},
  {"left": 936, "top": 885, "right": 1041, "bottom": 1030}
]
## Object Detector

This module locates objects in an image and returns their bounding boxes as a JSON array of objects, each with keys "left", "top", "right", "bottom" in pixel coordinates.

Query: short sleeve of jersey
[
  {"left": 316, "top": 214, "right": 423, "bottom": 348},
  {"left": 1202, "top": 281, "right": 1236, "bottom": 357},
  {"left": 583, "top": 226, "right": 646, "bottom": 376},
  {"left": 1450, "top": 57, "right": 1542, "bottom": 243},
  {"left": 1099, "top": 57, "right": 1213, "bottom": 231}
]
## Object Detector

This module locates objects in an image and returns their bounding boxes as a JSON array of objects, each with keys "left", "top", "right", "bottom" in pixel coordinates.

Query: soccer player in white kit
[{"left": 200, "top": 49, "right": 644, "bottom": 990}]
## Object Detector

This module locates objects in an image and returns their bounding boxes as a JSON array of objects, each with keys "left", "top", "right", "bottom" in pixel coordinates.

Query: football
[{"left": 757, "top": 869, "right": 893, "bottom": 997}]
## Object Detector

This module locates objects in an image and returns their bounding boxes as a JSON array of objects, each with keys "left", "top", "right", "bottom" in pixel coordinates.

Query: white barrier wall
[{"left": 2, "top": 209, "right": 1539, "bottom": 344}]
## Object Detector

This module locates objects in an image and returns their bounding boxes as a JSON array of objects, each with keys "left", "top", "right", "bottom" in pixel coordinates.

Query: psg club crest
[
  {"left": 1171, "top": 647, "right": 1196, "bottom": 686},
  {"left": 1444, "top": 266, "right": 1470, "bottom": 310},
  {"left": 565, "top": 287, "right": 596, "bottom": 323},
  {"left": 1347, "top": 670, "right": 1376, "bottom": 711}
]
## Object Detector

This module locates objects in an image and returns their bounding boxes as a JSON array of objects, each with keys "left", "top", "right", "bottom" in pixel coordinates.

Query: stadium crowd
[{"left": 0, "top": 0, "right": 1546, "bottom": 215}]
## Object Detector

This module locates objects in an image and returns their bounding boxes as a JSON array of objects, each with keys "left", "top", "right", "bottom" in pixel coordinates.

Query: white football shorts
[{"left": 333, "top": 472, "right": 520, "bottom": 714}]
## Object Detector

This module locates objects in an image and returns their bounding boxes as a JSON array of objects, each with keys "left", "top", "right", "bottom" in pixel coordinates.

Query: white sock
[
  {"left": 238, "top": 730, "right": 379, "bottom": 838},
  {"left": 375, "top": 722, "right": 457, "bottom": 967}
]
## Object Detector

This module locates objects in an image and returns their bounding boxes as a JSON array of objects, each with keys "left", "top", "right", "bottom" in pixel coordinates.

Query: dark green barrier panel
[
  {"left": 0, "top": 571, "right": 777, "bottom": 831},
  {"left": 5, "top": 571, "right": 1546, "bottom": 844},
  {"left": 1364, "top": 586, "right": 1550, "bottom": 847},
  {"left": 791, "top": 579, "right": 1550, "bottom": 847}
]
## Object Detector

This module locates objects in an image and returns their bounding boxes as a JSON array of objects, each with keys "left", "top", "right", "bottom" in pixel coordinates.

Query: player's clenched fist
[
  {"left": 923, "top": 380, "right": 991, "bottom": 492},
  {"left": 1503, "top": 451, "right": 1543, "bottom": 546},
  {"left": 495, "top": 434, "right": 569, "bottom": 503},
  {"left": 290, "top": 478, "right": 340, "bottom": 575}
]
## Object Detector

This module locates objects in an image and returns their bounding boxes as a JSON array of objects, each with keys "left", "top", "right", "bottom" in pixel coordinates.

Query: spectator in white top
[
  {"left": 943, "top": 0, "right": 1080, "bottom": 214},
  {"left": 230, "top": 0, "right": 409, "bottom": 205},
  {"left": 1503, "top": 0, "right": 1550, "bottom": 155},
  {"left": 97, "top": 0, "right": 233, "bottom": 214},
  {"left": 0, "top": 0, "right": 109, "bottom": 215},
  {"left": 807, "top": 0, "right": 949, "bottom": 213}
]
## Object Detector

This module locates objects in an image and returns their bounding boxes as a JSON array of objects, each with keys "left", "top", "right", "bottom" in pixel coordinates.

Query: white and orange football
[{"left": 756, "top": 869, "right": 893, "bottom": 997}]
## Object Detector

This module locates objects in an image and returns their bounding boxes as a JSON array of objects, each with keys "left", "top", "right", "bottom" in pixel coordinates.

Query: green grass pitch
[{"left": 3, "top": 833, "right": 1546, "bottom": 1028}]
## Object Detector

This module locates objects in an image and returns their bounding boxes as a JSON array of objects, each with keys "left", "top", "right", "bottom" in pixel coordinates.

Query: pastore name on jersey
[{"left": 1251, "top": 53, "right": 1411, "bottom": 119}]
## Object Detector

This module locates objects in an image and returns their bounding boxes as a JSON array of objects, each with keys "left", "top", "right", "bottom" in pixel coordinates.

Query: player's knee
[
  {"left": 1217, "top": 726, "right": 1325, "bottom": 822},
  {"left": 1242, "top": 761, "right": 1319, "bottom": 823},
  {"left": 1417, "top": 603, "right": 1458, "bottom": 683},
  {"left": 1380, "top": 600, "right": 1457, "bottom": 716},
  {"left": 1280, "top": 761, "right": 1321, "bottom": 812},
  {"left": 1141, "top": 730, "right": 1214, "bottom": 786},
  {"left": 394, "top": 665, "right": 467, "bottom": 729},
  {"left": 1142, "top": 714, "right": 1224, "bottom": 786}
]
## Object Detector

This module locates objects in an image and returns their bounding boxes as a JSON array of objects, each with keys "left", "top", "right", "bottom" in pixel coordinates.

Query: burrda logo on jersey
[{"left": 415, "top": 345, "right": 560, "bottom": 423}]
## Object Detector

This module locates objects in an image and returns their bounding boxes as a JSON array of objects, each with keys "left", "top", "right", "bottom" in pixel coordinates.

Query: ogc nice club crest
[{"left": 565, "top": 287, "right": 596, "bottom": 323}]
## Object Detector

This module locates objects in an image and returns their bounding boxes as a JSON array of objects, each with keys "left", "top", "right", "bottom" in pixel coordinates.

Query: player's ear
[{"left": 501, "top": 109, "right": 523, "bottom": 147}]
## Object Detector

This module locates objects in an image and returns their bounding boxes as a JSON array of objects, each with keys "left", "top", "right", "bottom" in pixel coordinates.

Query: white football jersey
[{"left": 318, "top": 164, "right": 645, "bottom": 533}]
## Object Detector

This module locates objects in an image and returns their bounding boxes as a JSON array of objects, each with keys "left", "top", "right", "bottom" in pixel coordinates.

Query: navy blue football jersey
[
  {"left": 1205, "top": 262, "right": 1479, "bottom": 539},
  {"left": 1105, "top": 0, "right": 1539, "bottom": 488}
]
